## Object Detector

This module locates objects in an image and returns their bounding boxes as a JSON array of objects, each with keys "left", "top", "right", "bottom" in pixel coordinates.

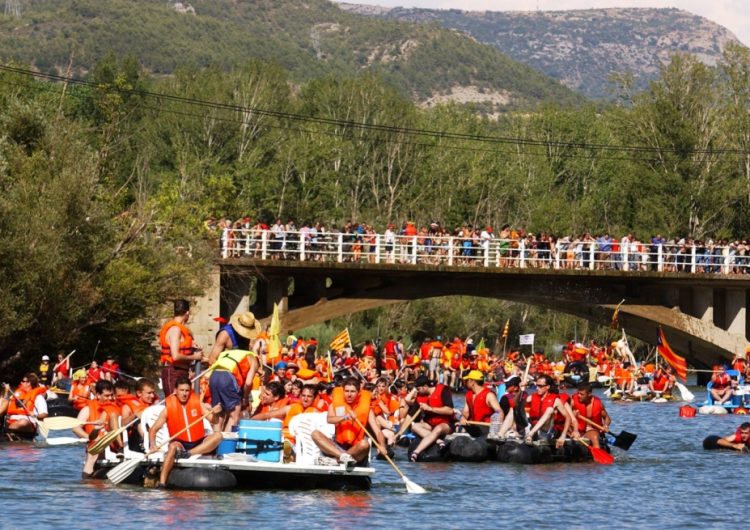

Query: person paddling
[
  {"left": 715, "top": 422, "right": 750, "bottom": 452},
  {"left": 570, "top": 383, "right": 611, "bottom": 449},
  {"left": 73, "top": 380, "right": 120, "bottom": 479},
  {"left": 148, "top": 377, "right": 222, "bottom": 488},
  {"left": 459, "top": 370, "right": 502, "bottom": 437},
  {"left": 4, "top": 373, "right": 48, "bottom": 438}
]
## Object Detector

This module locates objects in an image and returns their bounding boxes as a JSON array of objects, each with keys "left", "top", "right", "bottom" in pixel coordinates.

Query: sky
[{"left": 333, "top": 1, "right": 750, "bottom": 46}]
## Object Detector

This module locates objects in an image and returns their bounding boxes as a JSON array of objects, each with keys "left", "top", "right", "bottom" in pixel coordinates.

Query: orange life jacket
[
  {"left": 371, "top": 392, "right": 399, "bottom": 423},
  {"left": 257, "top": 396, "right": 289, "bottom": 416},
  {"left": 159, "top": 319, "right": 194, "bottom": 365},
  {"left": 282, "top": 403, "right": 317, "bottom": 442},
  {"left": 7, "top": 386, "right": 47, "bottom": 416},
  {"left": 70, "top": 382, "right": 91, "bottom": 410},
  {"left": 165, "top": 393, "right": 205, "bottom": 443},
  {"left": 117, "top": 393, "right": 148, "bottom": 414},
  {"left": 332, "top": 386, "right": 372, "bottom": 446}
]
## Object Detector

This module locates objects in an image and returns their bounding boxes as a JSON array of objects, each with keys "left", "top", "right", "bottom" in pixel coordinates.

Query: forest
[{"left": 2, "top": 42, "right": 750, "bottom": 374}]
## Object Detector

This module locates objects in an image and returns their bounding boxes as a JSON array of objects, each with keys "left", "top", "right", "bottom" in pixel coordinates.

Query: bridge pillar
[
  {"left": 220, "top": 269, "right": 252, "bottom": 318},
  {"left": 691, "top": 287, "right": 714, "bottom": 323},
  {"left": 253, "top": 275, "right": 288, "bottom": 319},
  {"left": 725, "top": 289, "right": 747, "bottom": 338},
  {"left": 191, "top": 266, "right": 221, "bottom": 352}
]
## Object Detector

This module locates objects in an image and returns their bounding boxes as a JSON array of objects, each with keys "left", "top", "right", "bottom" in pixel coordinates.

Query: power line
[{"left": 1, "top": 63, "right": 748, "bottom": 159}]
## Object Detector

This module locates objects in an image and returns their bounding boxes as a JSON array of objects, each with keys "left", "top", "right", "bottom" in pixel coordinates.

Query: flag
[
  {"left": 476, "top": 338, "right": 486, "bottom": 352},
  {"left": 610, "top": 299, "right": 625, "bottom": 329},
  {"left": 267, "top": 303, "right": 282, "bottom": 360},
  {"left": 656, "top": 327, "right": 688, "bottom": 381},
  {"left": 519, "top": 334, "right": 535, "bottom": 346},
  {"left": 502, "top": 319, "right": 510, "bottom": 339},
  {"left": 329, "top": 328, "right": 351, "bottom": 352}
]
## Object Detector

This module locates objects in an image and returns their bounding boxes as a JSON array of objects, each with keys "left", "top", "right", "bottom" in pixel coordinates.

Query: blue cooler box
[{"left": 237, "top": 419, "right": 283, "bottom": 462}]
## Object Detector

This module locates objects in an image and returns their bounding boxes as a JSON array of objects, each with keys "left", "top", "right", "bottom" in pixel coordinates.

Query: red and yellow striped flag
[
  {"left": 656, "top": 327, "right": 688, "bottom": 381},
  {"left": 329, "top": 328, "right": 351, "bottom": 352},
  {"left": 501, "top": 319, "right": 510, "bottom": 339}
]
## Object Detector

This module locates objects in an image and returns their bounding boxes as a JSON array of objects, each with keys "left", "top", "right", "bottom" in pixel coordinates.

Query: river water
[{"left": 1, "top": 389, "right": 746, "bottom": 529}]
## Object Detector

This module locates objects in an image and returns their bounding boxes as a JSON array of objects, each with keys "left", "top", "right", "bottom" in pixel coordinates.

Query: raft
[{"left": 94, "top": 453, "right": 374, "bottom": 491}]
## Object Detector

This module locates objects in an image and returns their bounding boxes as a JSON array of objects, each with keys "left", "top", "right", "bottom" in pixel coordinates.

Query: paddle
[
  {"left": 350, "top": 414, "right": 426, "bottom": 494},
  {"left": 394, "top": 408, "right": 422, "bottom": 440},
  {"left": 674, "top": 381, "right": 695, "bottom": 402},
  {"left": 107, "top": 405, "right": 219, "bottom": 485},
  {"left": 577, "top": 437, "right": 615, "bottom": 465},
  {"left": 577, "top": 415, "right": 637, "bottom": 451},
  {"left": 89, "top": 365, "right": 214, "bottom": 455},
  {"left": 43, "top": 416, "right": 99, "bottom": 431},
  {"left": 37, "top": 437, "right": 87, "bottom": 447}
]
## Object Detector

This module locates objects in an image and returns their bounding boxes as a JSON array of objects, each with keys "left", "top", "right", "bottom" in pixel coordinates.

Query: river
[{"left": 1, "top": 390, "right": 746, "bottom": 529}]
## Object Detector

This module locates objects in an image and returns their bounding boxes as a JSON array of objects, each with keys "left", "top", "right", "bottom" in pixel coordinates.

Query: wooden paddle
[
  {"left": 577, "top": 415, "right": 637, "bottom": 451},
  {"left": 394, "top": 408, "right": 422, "bottom": 440},
  {"left": 107, "top": 405, "right": 219, "bottom": 485},
  {"left": 43, "top": 416, "right": 99, "bottom": 431},
  {"left": 350, "top": 414, "right": 426, "bottom": 494},
  {"left": 89, "top": 365, "right": 214, "bottom": 455}
]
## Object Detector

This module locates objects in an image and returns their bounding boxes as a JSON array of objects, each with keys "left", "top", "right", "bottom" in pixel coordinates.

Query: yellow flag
[
  {"left": 267, "top": 303, "right": 282, "bottom": 360},
  {"left": 329, "top": 328, "right": 351, "bottom": 351}
]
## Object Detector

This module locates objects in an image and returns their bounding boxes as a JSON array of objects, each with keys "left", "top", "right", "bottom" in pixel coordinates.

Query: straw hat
[{"left": 229, "top": 311, "right": 262, "bottom": 340}]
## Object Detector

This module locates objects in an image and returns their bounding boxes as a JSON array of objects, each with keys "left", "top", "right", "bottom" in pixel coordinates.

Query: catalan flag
[
  {"left": 329, "top": 328, "right": 351, "bottom": 352},
  {"left": 656, "top": 327, "right": 688, "bottom": 381},
  {"left": 501, "top": 319, "right": 510, "bottom": 339}
]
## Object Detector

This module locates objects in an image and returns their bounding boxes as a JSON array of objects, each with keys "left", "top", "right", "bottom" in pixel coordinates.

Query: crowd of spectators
[{"left": 205, "top": 217, "right": 750, "bottom": 274}]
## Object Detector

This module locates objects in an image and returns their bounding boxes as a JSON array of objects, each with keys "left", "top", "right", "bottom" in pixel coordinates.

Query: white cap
[{"left": 42, "top": 355, "right": 50, "bottom": 361}]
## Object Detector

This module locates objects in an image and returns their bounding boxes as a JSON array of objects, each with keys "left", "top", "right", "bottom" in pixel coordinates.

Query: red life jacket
[
  {"left": 553, "top": 392, "right": 570, "bottom": 433},
  {"left": 165, "top": 393, "right": 206, "bottom": 443},
  {"left": 416, "top": 383, "right": 453, "bottom": 427},
  {"left": 652, "top": 373, "right": 669, "bottom": 392},
  {"left": 571, "top": 394, "right": 604, "bottom": 431},
  {"left": 466, "top": 387, "right": 494, "bottom": 423},
  {"left": 159, "top": 319, "right": 194, "bottom": 365},
  {"left": 528, "top": 392, "right": 558, "bottom": 425},
  {"left": 732, "top": 427, "right": 750, "bottom": 446}
]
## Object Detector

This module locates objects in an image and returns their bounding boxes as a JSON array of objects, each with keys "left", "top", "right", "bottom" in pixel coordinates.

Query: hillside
[
  {"left": 339, "top": 4, "right": 742, "bottom": 99},
  {"left": 0, "top": 0, "right": 583, "bottom": 111}
]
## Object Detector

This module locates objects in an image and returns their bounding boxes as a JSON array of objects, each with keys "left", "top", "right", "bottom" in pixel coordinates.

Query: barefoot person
[
  {"left": 405, "top": 375, "right": 455, "bottom": 462},
  {"left": 570, "top": 383, "right": 611, "bottom": 448},
  {"left": 72, "top": 380, "right": 120, "bottom": 479},
  {"left": 311, "top": 378, "right": 385, "bottom": 467},
  {"left": 148, "top": 377, "right": 221, "bottom": 488}
]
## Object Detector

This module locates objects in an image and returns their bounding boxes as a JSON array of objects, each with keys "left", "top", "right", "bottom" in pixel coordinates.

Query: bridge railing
[{"left": 219, "top": 229, "right": 749, "bottom": 274}]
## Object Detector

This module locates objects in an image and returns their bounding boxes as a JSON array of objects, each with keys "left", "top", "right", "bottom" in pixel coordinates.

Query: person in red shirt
[
  {"left": 101, "top": 356, "right": 120, "bottom": 382},
  {"left": 86, "top": 361, "right": 102, "bottom": 385}
]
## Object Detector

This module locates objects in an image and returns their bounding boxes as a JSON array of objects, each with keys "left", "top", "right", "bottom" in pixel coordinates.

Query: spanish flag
[
  {"left": 656, "top": 327, "right": 688, "bottom": 381},
  {"left": 501, "top": 319, "right": 510, "bottom": 339},
  {"left": 329, "top": 328, "right": 351, "bottom": 352}
]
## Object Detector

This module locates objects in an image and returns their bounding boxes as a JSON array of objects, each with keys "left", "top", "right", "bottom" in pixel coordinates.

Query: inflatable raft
[{"left": 406, "top": 433, "right": 605, "bottom": 464}]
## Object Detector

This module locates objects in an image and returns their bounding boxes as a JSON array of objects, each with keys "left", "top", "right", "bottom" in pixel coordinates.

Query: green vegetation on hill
[
  {"left": 2, "top": 42, "right": 750, "bottom": 375},
  {"left": 0, "top": 0, "right": 583, "bottom": 110}
]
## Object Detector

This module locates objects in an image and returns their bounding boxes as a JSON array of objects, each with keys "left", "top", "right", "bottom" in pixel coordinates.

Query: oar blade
[
  {"left": 107, "top": 458, "right": 143, "bottom": 485},
  {"left": 589, "top": 446, "right": 615, "bottom": 465},
  {"left": 403, "top": 476, "right": 427, "bottom": 494},
  {"left": 675, "top": 382, "right": 695, "bottom": 402},
  {"left": 36, "top": 421, "right": 49, "bottom": 439},
  {"left": 612, "top": 430, "right": 637, "bottom": 451},
  {"left": 39, "top": 437, "right": 86, "bottom": 447},
  {"left": 88, "top": 429, "right": 120, "bottom": 455},
  {"left": 43, "top": 416, "right": 83, "bottom": 430}
]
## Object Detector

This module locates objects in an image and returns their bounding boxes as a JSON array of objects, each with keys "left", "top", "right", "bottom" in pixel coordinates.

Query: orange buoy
[
  {"left": 734, "top": 406, "right": 748, "bottom": 415},
  {"left": 679, "top": 404, "right": 697, "bottom": 418}
]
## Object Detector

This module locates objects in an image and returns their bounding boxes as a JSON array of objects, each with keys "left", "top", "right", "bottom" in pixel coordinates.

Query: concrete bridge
[{"left": 192, "top": 258, "right": 750, "bottom": 371}]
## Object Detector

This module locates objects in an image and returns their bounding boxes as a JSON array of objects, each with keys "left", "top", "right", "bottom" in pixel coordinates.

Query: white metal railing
[{"left": 218, "top": 229, "right": 750, "bottom": 275}]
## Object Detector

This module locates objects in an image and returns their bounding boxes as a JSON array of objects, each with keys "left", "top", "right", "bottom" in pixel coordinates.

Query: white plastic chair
[{"left": 288, "top": 412, "right": 334, "bottom": 465}]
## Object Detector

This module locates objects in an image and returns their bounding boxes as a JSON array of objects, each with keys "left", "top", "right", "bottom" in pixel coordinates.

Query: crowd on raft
[{"left": 5, "top": 298, "right": 750, "bottom": 485}]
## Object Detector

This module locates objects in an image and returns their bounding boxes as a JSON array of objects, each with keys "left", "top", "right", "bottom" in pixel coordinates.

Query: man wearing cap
[
  {"left": 404, "top": 375, "right": 454, "bottom": 462},
  {"left": 158, "top": 299, "right": 206, "bottom": 397},
  {"left": 459, "top": 370, "right": 502, "bottom": 437}
]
